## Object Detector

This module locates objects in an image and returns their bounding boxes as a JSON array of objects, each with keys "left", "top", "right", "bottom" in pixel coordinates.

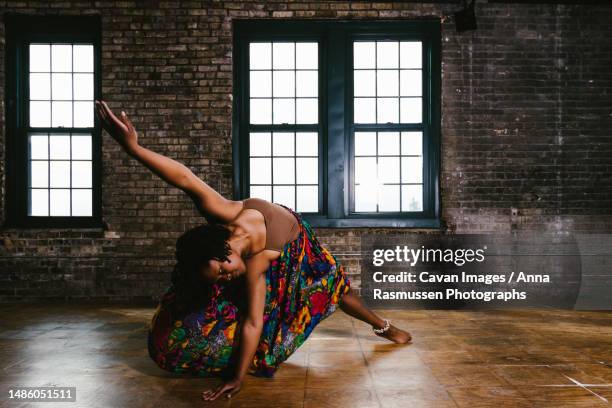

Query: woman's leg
[
  {"left": 339, "top": 289, "right": 386, "bottom": 327},
  {"left": 339, "top": 288, "right": 412, "bottom": 344}
]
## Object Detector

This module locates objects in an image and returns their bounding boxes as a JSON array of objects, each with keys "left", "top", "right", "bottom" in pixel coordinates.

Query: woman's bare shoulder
[{"left": 229, "top": 200, "right": 262, "bottom": 225}]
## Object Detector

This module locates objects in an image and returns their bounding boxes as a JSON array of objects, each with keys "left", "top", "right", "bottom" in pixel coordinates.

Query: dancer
[{"left": 95, "top": 100, "right": 411, "bottom": 402}]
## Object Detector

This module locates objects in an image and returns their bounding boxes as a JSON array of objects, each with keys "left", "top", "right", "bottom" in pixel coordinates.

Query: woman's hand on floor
[
  {"left": 201, "top": 378, "right": 242, "bottom": 401},
  {"left": 95, "top": 100, "right": 139, "bottom": 154}
]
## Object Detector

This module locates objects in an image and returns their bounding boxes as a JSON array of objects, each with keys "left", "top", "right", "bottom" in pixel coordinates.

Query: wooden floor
[{"left": 0, "top": 304, "right": 611, "bottom": 407}]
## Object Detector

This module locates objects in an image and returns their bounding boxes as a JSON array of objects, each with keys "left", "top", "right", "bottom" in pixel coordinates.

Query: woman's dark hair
[{"left": 171, "top": 223, "right": 232, "bottom": 308}]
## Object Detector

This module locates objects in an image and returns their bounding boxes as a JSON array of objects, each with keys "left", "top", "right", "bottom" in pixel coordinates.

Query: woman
[{"left": 95, "top": 100, "right": 411, "bottom": 401}]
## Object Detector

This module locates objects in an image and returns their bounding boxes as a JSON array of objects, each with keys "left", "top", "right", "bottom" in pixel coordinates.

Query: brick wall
[{"left": 0, "top": 1, "right": 611, "bottom": 301}]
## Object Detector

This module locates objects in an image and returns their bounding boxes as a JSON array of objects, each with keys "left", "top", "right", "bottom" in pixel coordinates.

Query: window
[
  {"left": 5, "top": 15, "right": 101, "bottom": 227},
  {"left": 235, "top": 20, "right": 440, "bottom": 228},
  {"left": 247, "top": 42, "right": 321, "bottom": 212},
  {"left": 352, "top": 40, "right": 425, "bottom": 213}
]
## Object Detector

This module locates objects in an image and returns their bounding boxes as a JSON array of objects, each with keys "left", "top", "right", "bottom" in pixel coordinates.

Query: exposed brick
[{"left": 0, "top": 2, "right": 611, "bottom": 302}]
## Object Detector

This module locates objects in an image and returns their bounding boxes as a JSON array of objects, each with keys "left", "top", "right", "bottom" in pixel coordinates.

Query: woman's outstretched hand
[
  {"left": 201, "top": 378, "right": 242, "bottom": 401},
  {"left": 95, "top": 100, "right": 139, "bottom": 154}
]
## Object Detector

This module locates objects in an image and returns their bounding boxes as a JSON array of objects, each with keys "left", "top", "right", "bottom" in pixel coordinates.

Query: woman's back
[{"left": 241, "top": 198, "right": 299, "bottom": 252}]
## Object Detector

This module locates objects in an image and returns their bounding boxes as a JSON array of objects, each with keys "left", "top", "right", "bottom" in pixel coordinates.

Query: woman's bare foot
[{"left": 374, "top": 324, "right": 412, "bottom": 344}]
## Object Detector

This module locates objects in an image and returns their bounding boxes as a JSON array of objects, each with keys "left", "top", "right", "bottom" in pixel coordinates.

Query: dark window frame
[
  {"left": 233, "top": 19, "right": 441, "bottom": 228},
  {"left": 5, "top": 14, "right": 102, "bottom": 228}
]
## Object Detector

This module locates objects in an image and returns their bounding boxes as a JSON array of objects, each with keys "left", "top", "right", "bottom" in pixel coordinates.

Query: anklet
[{"left": 373, "top": 319, "right": 390, "bottom": 334}]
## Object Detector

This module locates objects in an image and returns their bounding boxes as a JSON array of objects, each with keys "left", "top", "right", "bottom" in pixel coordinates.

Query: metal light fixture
[{"left": 455, "top": 0, "right": 477, "bottom": 32}]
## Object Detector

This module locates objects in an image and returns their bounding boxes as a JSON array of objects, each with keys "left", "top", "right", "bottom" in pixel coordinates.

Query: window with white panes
[
  {"left": 6, "top": 16, "right": 101, "bottom": 227},
  {"left": 352, "top": 40, "right": 425, "bottom": 213},
  {"left": 354, "top": 131, "right": 423, "bottom": 212},
  {"left": 29, "top": 44, "right": 95, "bottom": 217},
  {"left": 353, "top": 41, "right": 423, "bottom": 124},
  {"left": 248, "top": 42, "right": 321, "bottom": 213},
  {"left": 234, "top": 21, "right": 440, "bottom": 228},
  {"left": 29, "top": 133, "right": 93, "bottom": 216}
]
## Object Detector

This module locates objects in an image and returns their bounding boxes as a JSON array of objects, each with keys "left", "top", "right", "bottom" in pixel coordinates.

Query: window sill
[{"left": 303, "top": 215, "right": 442, "bottom": 229}]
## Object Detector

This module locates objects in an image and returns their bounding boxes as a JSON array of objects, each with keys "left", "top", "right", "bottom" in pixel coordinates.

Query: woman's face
[{"left": 200, "top": 251, "right": 246, "bottom": 284}]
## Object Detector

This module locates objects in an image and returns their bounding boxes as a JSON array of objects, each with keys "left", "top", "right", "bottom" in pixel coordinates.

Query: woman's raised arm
[{"left": 95, "top": 100, "right": 243, "bottom": 224}]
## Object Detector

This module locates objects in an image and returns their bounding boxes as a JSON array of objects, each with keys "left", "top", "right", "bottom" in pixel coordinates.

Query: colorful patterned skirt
[{"left": 147, "top": 209, "right": 351, "bottom": 377}]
